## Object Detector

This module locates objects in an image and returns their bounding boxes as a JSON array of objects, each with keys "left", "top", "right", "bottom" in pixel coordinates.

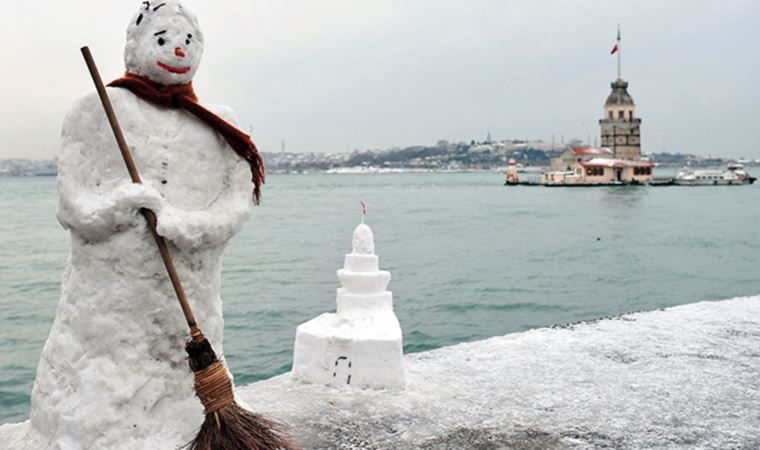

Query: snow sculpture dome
[
  {"left": 125, "top": 0, "right": 204, "bottom": 85},
  {"left": 352, "top": 223, "right": 375, "bottom": 255}
]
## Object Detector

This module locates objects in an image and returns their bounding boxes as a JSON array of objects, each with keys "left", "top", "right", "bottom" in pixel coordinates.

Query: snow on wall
[
  {"left": 249, "top": 295, "right": 760, "bottom": 449},
  {"left": 3, "top": 296, "right": 758, "bottom": 449}
]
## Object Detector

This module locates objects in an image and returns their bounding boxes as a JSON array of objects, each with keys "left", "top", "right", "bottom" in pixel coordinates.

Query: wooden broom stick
[{"left": 80, "top": 46, "right": 201, "bottom": 338}]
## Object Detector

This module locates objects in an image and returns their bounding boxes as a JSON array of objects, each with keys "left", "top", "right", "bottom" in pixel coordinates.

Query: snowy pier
[
  {"left": 241, "top": 296, "right": 760, "bottom": 449},
  {"left": 3, "top": 295, "right": 758, "bottom": 449}
]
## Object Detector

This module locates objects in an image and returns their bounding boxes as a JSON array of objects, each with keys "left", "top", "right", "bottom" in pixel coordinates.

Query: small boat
[
  {"left": 504, "top": 159, "right": 520, "bottom": 185},
  {"left": 674, "top": 164, "right": 756, "bottom": 186}
]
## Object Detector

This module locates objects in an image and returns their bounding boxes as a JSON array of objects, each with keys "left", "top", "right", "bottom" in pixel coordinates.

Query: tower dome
[{"left": 605, "top": 79, "right": 635, "bottom": 106}]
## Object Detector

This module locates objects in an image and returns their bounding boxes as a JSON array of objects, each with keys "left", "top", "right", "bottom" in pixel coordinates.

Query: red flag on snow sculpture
[{"left": 610, "top": 44, "right": 619, "bottom": 55}]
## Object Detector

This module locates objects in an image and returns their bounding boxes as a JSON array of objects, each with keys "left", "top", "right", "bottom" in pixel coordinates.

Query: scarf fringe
[{"left": 246, "top": 141, "right": 265, "bottom": 205}]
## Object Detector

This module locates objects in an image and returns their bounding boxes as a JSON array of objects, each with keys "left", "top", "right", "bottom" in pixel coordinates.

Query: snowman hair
[
  {"left": 135, "top": 2, "right": 173, "bottom": 25},
  {"left": 128, "top": 0, "right": 201, "bottom": 40},
  {"left": 135, "top": 2, "right": 150, "bottom": 26}
]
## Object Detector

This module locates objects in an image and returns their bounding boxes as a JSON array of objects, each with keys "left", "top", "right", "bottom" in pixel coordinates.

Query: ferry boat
[{"left": 674, "top": 164, "right": 756, "bottom": 186}]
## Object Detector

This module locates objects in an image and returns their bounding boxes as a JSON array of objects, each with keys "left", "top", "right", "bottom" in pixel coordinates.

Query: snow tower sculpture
[
  {"left": 28, "top": 1, "right": 258, "bottom": 447},
  {"left": 292, "top": 221, "right": 405, "bottom": 388}
]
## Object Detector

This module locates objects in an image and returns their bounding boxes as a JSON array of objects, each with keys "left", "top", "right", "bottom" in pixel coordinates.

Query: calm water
[{"left": 1, "top": 173, "right": 759, "bottom": 424}]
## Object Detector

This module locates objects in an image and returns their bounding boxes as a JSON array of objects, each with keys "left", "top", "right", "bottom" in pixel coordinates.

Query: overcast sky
[{"left": 1, "top": 0, "right": 758, "bottom": 160}]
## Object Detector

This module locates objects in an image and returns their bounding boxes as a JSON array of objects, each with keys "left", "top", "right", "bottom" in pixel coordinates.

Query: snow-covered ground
[{"left": 3, "top": 295, "right": 758, "bottom": 449}]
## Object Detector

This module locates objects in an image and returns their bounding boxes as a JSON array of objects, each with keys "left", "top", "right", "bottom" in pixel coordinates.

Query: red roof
[
  {"left": 570, "top": 146, "right": 614, "bottom": 156},
  {"left": 579, "top": 158, "right": 654, "bottom": 168}
]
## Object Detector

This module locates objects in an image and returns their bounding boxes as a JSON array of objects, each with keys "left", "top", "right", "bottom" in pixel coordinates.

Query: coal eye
[
  {"left": 185, "top": 39, "right": 190, "bottom": 45},
  {"left": 157, "top": 37, "right": 165, "bottom": 46}
]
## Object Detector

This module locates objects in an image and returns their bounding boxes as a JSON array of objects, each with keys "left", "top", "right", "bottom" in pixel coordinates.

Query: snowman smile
[{"left": 156, "top": 61, "right": 191, "bottom": 74}]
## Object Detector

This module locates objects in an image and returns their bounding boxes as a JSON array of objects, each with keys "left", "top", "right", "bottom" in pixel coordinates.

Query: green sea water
[{"left": 1, "top": 173, "right": 759, "bottom": 424}]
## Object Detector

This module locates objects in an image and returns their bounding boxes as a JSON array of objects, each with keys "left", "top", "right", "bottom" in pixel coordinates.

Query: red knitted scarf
[{"left": 108, "top": 72, "right": 264, "bottom": 203}]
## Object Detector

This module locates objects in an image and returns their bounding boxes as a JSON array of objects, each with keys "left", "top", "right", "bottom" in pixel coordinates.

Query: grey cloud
[{"left": 0, "top": 0, "right": 758, "bottom": 159}]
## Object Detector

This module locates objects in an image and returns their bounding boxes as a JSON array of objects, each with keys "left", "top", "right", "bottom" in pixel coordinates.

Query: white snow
[
  {"left": 7, "top": 2, "right": 253, "bottom": 448},
  {"left": 292, "top": 223, "right": 405, "bottom": 389},
  {"left": 251, "top": 295, "right": 760, "bottom": 449},
  {"left": 3, "top": 296, "right": 759, "bottom": 448}
]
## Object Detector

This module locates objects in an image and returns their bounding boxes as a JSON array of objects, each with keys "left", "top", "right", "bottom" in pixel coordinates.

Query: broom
[{"left": 80, "top": 46, "right": 298, "bottom": 450}]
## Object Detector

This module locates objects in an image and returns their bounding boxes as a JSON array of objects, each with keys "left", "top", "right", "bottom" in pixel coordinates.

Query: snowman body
[{"left": 28, "top": 2, "right": 252, "bottom": 448}]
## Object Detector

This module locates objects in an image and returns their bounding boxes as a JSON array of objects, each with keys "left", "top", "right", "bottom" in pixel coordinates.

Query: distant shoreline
[
  {"left": 2, "top": 155, "right": 757, "bottom": 178},
  {"left": 1, "top": 166, "right": 754, "bottom": 177}
]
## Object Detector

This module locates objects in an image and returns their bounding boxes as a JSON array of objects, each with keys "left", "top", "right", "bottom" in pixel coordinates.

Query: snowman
[{"left": 28, "top": 2, "right": 260, "bottom": 448}]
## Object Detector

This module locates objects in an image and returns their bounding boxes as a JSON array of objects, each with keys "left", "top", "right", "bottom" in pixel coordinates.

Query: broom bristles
[
  {"left": 188, "top": 403, "right": 298, "bottom": 450},
  {"left": 184, "top": 335, "right": 298, "bottom": 450}
]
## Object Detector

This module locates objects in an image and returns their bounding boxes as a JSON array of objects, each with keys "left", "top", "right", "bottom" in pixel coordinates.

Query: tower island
[{"left": 540, "top": 26, "right": 655, "bottom": 185}]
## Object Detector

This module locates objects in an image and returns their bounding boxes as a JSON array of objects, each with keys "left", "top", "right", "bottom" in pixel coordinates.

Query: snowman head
[{"left": 124, "top": 1, "right": 204, "bottom": 85}]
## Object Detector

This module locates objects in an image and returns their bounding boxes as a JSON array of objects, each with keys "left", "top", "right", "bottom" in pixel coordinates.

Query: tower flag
[{"left": 613, "top": 24, "right": 621, "bottom": 79}]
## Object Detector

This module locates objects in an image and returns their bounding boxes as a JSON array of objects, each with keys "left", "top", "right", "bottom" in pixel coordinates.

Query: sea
[{"left": 1, "top": 172, "right": 759, "bottom": 424}]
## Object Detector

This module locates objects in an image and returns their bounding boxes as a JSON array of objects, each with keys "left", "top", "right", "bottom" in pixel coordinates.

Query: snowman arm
[
  {"left": 55, "top": 93, "right": 164, "bottom": 240},
  {"left": 202, "top": 108, "right": 254, "bottom": 244},
  {"left": 156, "top": 158, "right": 252, "bottom": 250}
]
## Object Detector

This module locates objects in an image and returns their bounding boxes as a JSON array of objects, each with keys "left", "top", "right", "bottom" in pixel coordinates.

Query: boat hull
[{"left": 673, "top": 178, "right": 755, "bottom": 186}]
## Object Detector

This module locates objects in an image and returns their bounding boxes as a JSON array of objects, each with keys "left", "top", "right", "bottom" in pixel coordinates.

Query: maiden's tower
[
  {"left": 599, "top": 26, "right": 641, "bottom": 160},
  {"left": 542, "top": 26, "right": 653, "bottom": 185}
]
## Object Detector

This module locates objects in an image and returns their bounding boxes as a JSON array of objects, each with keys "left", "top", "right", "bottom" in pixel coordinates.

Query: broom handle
[{"left": 80, "top": 46, "right": 201, "bottom": 338}]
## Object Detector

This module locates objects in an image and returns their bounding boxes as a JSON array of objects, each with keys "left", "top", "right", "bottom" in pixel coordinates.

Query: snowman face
[{"left": 124, "top": 1, "right": 204, "bottom": 85}]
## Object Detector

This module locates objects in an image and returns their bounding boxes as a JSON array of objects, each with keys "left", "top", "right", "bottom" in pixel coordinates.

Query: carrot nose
[{"left": 175, "top": 47, "right": 186, "bottom": 58}]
